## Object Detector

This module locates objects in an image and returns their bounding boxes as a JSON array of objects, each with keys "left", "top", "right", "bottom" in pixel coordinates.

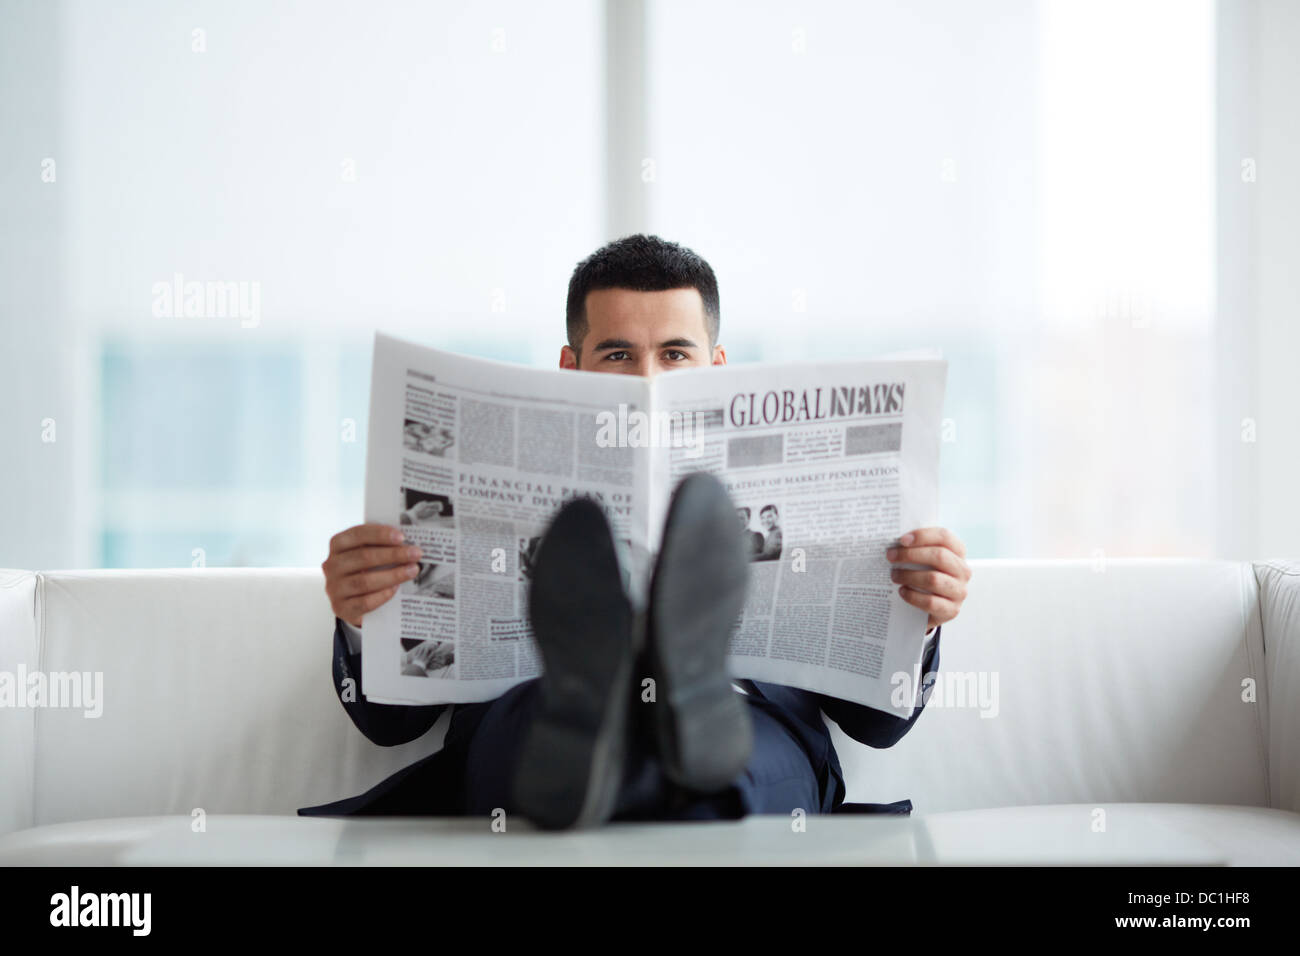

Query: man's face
[
  {"left": 760, "top": 508, "right": 777, "bottom": 531},
  {"left": 559, "top": 287, "right": 726, "bottom": 378}
]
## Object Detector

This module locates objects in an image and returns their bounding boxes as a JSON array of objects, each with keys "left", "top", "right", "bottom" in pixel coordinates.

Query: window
[
  {"left": 0, "top": 0, "right": 1246, "bottom": 568},
  {"left": 644, "top": 0, "right": 1216, "bottom": 558}
]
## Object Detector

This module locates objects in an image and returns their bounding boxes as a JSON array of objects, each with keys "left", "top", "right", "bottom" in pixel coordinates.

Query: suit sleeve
[
  {"left": 816, "top": 625, "right": 942, "bottom": 749},
  {"left": 331, "top": 617, "right": 447, "bottom": 747}
]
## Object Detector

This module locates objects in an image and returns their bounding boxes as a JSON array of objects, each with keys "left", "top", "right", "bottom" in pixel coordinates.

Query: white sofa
[{"left": 1, "top": 559, "right": 1298, "bottom": 863}]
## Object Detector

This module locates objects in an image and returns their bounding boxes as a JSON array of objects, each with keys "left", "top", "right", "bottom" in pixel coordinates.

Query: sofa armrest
[
  {"left": 1256, "top": 560, "right": 1300, "bottom": 813},
  {"left": 0, "top": 570, "right": 38, "bottom": 836}
]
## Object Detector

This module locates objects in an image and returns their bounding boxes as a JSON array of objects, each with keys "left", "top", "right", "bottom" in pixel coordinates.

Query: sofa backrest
[
  {"left": 0, "top": 568, "right": 448, "bottom": 836},
  {"left": 0, "top": 559, "right": 1296, "bottom": 835},
  {"left": 838, "top": 559, "right": 1295, "bottom": 814}
]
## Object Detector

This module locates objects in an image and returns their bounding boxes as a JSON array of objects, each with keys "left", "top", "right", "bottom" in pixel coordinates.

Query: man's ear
[
  {"left": 711, "top": 344, "right": 727, "bottom": 366},
  {"left": 560, "top": 345, "right": 579, "bottom": 370}
]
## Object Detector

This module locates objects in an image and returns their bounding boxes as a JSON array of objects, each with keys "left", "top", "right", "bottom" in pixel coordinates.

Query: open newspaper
[{"left": 361, "top": 332, "right": 946, "bottom": 716}]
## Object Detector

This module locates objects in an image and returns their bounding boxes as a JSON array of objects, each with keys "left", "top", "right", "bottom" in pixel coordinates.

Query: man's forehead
[
  {"left": 580, "top": 290, "right": 711, "bottom": 353},
  {"left": 583, "top": 287, "right": 709, "bottom": 341}
]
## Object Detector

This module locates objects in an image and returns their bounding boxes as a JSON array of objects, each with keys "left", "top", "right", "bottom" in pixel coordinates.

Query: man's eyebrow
[{"left": 589, "top": 337, "right": 702, "bottom": 352}]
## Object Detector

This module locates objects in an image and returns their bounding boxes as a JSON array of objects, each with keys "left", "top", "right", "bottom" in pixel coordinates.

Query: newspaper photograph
[{"left": 360, "top": 332, "right": 946, "bottom": 716}]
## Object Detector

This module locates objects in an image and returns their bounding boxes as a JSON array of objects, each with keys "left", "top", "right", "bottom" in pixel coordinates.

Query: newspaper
[{"left": 360, "top": 331, "right": 947, "bottom": 716}]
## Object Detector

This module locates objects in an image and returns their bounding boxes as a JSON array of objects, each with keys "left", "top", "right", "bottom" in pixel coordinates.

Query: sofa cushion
[
  {"left": 835, "top": 560, "right": 1271, "bottom": 812},
  {"left": 24, "top": 568, "right": 448, "bottom": 832}
]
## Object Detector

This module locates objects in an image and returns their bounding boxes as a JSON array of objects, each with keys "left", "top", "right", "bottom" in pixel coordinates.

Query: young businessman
[{"left": 303, "top": 235, "right": 971, "bottom": 828}]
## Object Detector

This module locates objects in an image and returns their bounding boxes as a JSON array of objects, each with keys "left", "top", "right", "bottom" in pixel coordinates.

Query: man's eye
[
  {"left": 664, "top": 350, "right": 688, "bottom": 361},
  {"left": 604, "top": 351, "right": 629, "bottom": 361}
]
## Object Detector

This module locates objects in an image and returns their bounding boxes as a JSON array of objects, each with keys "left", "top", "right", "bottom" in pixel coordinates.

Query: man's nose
[{"left": 633, "top": 356, "right": 658, "bottom": 379}]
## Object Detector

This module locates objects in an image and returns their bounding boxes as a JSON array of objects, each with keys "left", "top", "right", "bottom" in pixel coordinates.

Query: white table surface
[{"left": 2, "top": 804, "right": 1298, "bottom": 866}]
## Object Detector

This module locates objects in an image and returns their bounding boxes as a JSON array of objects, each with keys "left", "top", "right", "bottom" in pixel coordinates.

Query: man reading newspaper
[{"left": 301, "top": 235, "right": 971, "bottom": 829}]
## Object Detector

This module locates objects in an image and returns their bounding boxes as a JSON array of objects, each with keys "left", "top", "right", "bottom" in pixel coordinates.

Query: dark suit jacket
[{"left": 299, "top": 619, "right": 941, "bottom": 818}]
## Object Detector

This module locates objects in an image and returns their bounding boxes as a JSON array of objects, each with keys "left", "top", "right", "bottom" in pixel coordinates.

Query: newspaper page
[
  {"left": 648, "top": 356, "right": 947, "bottom": 715},
  {"left": 360, "top": 333, "right": 654, "bottom": 705},
  {"left": 361, "top": 333, "right": 946, "bottom": 715}
]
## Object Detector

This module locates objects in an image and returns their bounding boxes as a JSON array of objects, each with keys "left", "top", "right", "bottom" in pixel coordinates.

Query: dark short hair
[
  {"left": 566, "top": 234, "right": 720, "bottom": 352},
  {"left": 760, "top": 505, "right": 778, "bottom": 517}
]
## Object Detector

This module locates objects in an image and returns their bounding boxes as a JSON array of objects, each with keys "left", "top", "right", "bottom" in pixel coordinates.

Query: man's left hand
[{"left": 886, "top": 527, "right": 971, "bottom": 631}]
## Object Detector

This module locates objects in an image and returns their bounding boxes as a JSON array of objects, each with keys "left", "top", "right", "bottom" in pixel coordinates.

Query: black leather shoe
[
  {"left": 512, "top": 496, "right": 636, "bottom": 830},
  {"left": 645, "top": 472, "right": 753, "bottom": 792}
]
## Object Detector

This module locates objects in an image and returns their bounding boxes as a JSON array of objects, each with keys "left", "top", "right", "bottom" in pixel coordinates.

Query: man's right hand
[{"left": 322, "top": 524, "right": 423, "bottom": 627}]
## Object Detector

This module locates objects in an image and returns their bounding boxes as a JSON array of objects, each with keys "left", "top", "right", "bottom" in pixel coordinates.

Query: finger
[
  {"left": 330, "top": 524, "right": 405, "bottom": 555},
  {"left": 886, "top": 544, "right": 969, "bottom": 580},
  {"left": 339, "top": 585, "right": 400, "bottom": 623},
  {"left": 890, "top": 567, "right": 966, "bottom": 602},
  {"left": 898, "top": 585, "right": 958, "bottom": 623},
  {"left": 897, "top": 527, "right": 966, "bottom": 559},
  {"left": 334, "top": 563, "right": 419, "bottom": 599},
  {"left": 329, "top": 545, "right": 422, "bottom": 577}
]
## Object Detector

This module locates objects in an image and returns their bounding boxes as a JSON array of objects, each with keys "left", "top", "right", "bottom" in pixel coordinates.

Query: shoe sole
[
  {"left": 512, "top": 498, "right": 635, "bottom": 830},
  {"left": 649, "top": 473, "right": 754, "bottom": 792}
]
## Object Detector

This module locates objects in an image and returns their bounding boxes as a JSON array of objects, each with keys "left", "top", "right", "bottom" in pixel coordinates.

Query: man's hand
[
  {"left": 323, "top": 523, "right": 423, "bottom": 627},
  {"left": 886, "top": 527, "right": 971, "bottom": 631}
]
